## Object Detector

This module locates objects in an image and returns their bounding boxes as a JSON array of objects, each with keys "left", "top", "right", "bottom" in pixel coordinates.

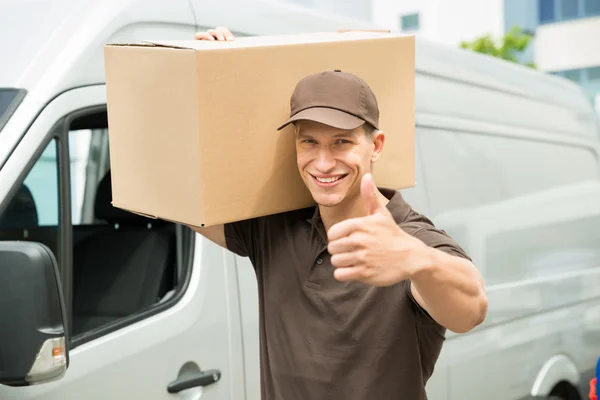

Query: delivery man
[{"left": 191, "top": 27, "right": 488, "bottom": 400}]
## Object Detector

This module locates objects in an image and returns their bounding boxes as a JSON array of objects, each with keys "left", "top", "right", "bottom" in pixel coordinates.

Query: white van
[{"left": 1, "top": 0, "right": 599, "bottom": 399}]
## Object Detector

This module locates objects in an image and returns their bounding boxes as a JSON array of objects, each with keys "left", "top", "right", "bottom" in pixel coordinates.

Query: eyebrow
[
  {"left": 333, "top": 132, "right": 356, "bottom": 138},
  {"left": 296, "top": 130, "right": 310, "bottom": 138}
]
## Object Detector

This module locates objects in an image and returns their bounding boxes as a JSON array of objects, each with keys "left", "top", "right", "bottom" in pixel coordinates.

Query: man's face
[{"left": 295, "top": 120, "right": 384, "bottom": 208}]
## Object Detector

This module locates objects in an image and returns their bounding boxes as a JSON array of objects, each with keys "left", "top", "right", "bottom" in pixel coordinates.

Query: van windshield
[{"left": 0, "top": 88, "right": 26, "bottom": 133}]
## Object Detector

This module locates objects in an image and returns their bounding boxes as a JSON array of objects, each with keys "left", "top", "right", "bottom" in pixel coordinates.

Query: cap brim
[{"left": 277, "top": 107, "right": 365, "bottom": 131}]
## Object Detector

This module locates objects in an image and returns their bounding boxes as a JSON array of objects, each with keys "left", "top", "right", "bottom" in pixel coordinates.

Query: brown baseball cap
[{"left": 277, "top": 70, "right": 379, "bottom": 131}]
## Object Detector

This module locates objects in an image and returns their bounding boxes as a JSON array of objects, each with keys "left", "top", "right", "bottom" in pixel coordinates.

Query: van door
[{"left": 0, "top": 85, "right": 247, "bottom": 400}]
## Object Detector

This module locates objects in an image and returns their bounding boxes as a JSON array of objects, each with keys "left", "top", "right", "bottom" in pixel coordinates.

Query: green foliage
[{"left": 459, "top": 26, "right": 536, "bottom": 69}]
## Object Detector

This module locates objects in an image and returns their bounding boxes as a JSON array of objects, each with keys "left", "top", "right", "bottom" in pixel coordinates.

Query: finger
[
  {"left": 327, "top": 234, "right": 362, "bottom": 255},
  {"left": 333, "top": 266, "right": 365, "bottom": 282},
  {"left": 207, "top": 30, "right": 221, "bottom": 40},
  {"left": 361, "top": 173, "right": 386, "bottom": 215},
  {"left": 208, "top": 29, "right": 225, "bottom": 41},
  {"left": 195, "top": 32, "right": 215, "bottom": 40},
  {"left": 327, "top": 216, "right": 369, "bottom": 242},
  {"left": 194, "top": 32, "right": 213, "bottom": 40},
  {"left": 216, "top": 26, "right": 235, "bottom": 41},
  {"left": 331, "top": 251, "right": 363, "bottom": 268}
]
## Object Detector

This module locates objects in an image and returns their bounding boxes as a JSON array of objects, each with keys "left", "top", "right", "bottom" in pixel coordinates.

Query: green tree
[{"left": 459, "top": 26, "right": 536, "bottom": 69}]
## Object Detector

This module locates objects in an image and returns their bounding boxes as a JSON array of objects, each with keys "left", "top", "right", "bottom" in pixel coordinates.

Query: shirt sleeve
[
  {"left": 224, "top": 219, "right": 257, "bottom": 259},
  {"left": 223, "top": 214, "right": 274, "bottom": 267},
  {"left": 401, "top": 210, "right": 472, "bottom": 324},
  {"left": 401, "top": 210, "right": 471, "bottom": 261}
]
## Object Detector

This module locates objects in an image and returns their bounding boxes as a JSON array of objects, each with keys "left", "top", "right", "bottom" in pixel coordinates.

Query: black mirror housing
[{"left": 0, "top": 241, "right": 69, "bottom": 386}]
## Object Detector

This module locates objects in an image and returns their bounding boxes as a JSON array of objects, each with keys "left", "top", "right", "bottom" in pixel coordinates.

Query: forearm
[{"left": 410, "top": 247, "right": 488, "bottom": 333}]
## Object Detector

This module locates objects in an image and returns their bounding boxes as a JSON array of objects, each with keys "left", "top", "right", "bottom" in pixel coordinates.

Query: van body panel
[
  {"left": 415, "top": 67, "right": 600, "bottom": 140},
  {"left": 415, "top": 37, "right": 593, "bottom": 112},
  {"left": 0, "top": 0, "right": 195, "bottom": 90},
  {"left": 188, "top": 0, "right": 377, "bottom": 37},
  {"left": 0, "top": 85, "right": 247, "bottom": 399},
  {"left": 4, "top": 237, "right": 239, "bottom": 400},
  {"left": 531, "top": 355, "right": 580, "bottom": 397},
  {"left": 417, "top": 119, "right": 600, "bottom": 399}
]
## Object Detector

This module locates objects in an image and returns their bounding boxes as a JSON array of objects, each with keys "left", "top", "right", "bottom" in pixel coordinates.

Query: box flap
[
  {"left": 111, "top": 202, "right": 158, "bottom": 220},
  {"left": 113, "top": 203, "right": 207, "bottom": 228},
  {"left": 106, "top": 31, "right": 403, "bottom": 52},
  {"left": 105, "top": 41, "right": 194, "bottom": 50},
  {"left": 106, "top": 42, "right": 156, "bottom": 47},
  {"left": 139, "top": 31, "right": 403, "bottom": 52},
  {"left": 337, "top": 29, "right": 392, "bottom": 33}
]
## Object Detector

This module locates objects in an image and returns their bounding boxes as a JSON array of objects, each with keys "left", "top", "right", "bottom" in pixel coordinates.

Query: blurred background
[
  {"left": 286, "top": 0, "right": 600, "bottom": 112},
  {"left": 1, "top": 1, "right": 600, "bottom": 400}
]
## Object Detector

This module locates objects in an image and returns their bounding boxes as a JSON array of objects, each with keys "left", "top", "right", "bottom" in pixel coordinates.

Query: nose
[{"left": 314, "top": 147, "right": 336, "bottom": 172}]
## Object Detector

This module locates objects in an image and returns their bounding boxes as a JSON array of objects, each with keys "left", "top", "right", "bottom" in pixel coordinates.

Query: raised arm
[{"left": 188, "top": 26, "right": 234, "bottom": 250}]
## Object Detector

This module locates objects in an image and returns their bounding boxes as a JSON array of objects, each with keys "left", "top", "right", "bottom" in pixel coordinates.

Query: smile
[{"left": 310, "top": 174, "right": 348, "bottom": 187}]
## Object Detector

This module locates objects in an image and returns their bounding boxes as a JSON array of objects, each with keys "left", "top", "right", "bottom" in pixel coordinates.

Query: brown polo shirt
[{"left": 224, "top": 188, "right": 470, "bottom": 400}]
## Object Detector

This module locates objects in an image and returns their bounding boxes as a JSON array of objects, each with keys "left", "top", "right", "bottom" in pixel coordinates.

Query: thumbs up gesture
[{"left": 327, "top": 173, "right": 426, "bottom": 286}]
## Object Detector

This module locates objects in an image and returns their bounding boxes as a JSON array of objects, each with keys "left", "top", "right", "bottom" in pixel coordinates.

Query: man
[{"left": 192, "top": 27, "right": 488, "bottom": 400}]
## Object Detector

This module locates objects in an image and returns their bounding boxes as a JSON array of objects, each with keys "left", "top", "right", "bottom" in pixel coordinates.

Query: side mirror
[{"left": 0, "top": 241, "right": 69, "bottom": 386}]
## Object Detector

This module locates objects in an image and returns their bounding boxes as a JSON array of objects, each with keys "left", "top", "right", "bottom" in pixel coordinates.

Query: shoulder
[
  {"left": 384, "top": 188, "right": 444, "bottom": 233},
  {"left": 253, "top": 206, "right": 316, "bottom": 231},
  {"left": 224, "top": 206, "right": 314, "bottom": 257},
  {"left": 385, "top": 189, "right": 471, "bottom": 261},
  {"left": 228, "top": 206, "right": 314, "bottom": 230}
]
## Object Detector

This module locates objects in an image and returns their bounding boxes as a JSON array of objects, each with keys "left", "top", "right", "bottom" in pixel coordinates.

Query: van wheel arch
[
  {"left": 548, "top": 380, "right": 581, "bottom": 400},
  {"left": 531, "top": 355, "right": 580, "bottom": 398}
]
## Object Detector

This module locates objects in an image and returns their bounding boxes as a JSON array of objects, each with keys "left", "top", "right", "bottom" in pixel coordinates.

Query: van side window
[
  {"left": 68, "top": 111, "right": 189, "bottom": 342},
  {"left": 0, "top": 139, "right": 60, "bottom": 260},
  {"left": 1, "top": 109, "right": 192, "bottom": 345},
  {"left": 25, "top": 142, "right": 60, "bottom": 226},
  {"left": 69, "top": 128, "right": 111, "bottom": 225}
]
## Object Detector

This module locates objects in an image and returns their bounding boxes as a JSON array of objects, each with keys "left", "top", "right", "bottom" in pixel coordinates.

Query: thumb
[{"left": 361, "top": 173, "right": 385, "bottom": 215}]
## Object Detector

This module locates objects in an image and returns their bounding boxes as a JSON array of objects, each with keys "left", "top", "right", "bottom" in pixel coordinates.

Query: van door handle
[{"left": 167, "top": 369, "right": 221, "bottom": 393}]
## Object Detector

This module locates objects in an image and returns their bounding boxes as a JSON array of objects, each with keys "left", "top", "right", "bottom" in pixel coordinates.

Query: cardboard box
[{"left": 104, "top": 31, "right": 415, "bottom": 228}]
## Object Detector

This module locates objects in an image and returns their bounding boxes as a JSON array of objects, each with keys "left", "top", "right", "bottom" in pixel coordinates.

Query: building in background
[
  {"left": 531, "top": 0, "right": 600, "bottom": 105},
  {"left": 371, "top": 0, "right": 505, "bottom": 47},
  {"left": 504, "top": 0, "right": 600, "bottom": 107},
  {"left": 370, "top": 0, "right": 600, "bottom": 109}
]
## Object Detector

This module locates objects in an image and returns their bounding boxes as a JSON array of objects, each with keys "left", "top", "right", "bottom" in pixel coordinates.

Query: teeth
[{"left": 316, "top": 176, "right": 341, "bottom": 183}]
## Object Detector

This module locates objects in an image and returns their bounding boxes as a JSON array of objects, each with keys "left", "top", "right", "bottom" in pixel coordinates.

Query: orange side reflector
[{"left": 52, "top": 346, "right": 65, "bottom": 359}]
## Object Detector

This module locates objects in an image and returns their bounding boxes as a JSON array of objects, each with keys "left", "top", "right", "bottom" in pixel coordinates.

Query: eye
[
  {"left": 335, "top": 139, "right": 352, "bottom": 145},
  {"left": 301, "top": 139, "right": 317, "bottom": 144}
]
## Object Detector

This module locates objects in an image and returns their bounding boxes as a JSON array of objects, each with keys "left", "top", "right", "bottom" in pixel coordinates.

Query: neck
[{"left": 319, "top": 189, "right": 390, "bottom": 233}]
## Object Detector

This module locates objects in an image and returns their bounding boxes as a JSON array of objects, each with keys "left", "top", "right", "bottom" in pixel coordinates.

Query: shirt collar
[{"left": 306, "top": 187, "right": 411, "bottom": 228}]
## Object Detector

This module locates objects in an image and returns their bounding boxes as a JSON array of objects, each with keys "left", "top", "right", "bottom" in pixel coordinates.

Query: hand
[
  {"left": 327, "top": 173, "right": 428, "bottom": 286},
  {"left": 194, "top": 26, "right": 235, "bottom": 41}
]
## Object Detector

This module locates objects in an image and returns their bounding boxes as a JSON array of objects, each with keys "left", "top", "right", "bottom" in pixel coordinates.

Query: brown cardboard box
[{"left": 104, "top": 31, "right": 415, "bottom": 228}]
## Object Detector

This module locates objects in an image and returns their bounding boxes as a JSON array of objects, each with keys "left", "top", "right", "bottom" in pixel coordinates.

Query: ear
[{"left": 371, "top": 130, "right": 385, "bottom": 163}]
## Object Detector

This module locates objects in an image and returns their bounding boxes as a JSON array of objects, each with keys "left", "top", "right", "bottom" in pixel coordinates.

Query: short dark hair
[{"left": 362, "top": 122, "right": 378, "bottom": 138}]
